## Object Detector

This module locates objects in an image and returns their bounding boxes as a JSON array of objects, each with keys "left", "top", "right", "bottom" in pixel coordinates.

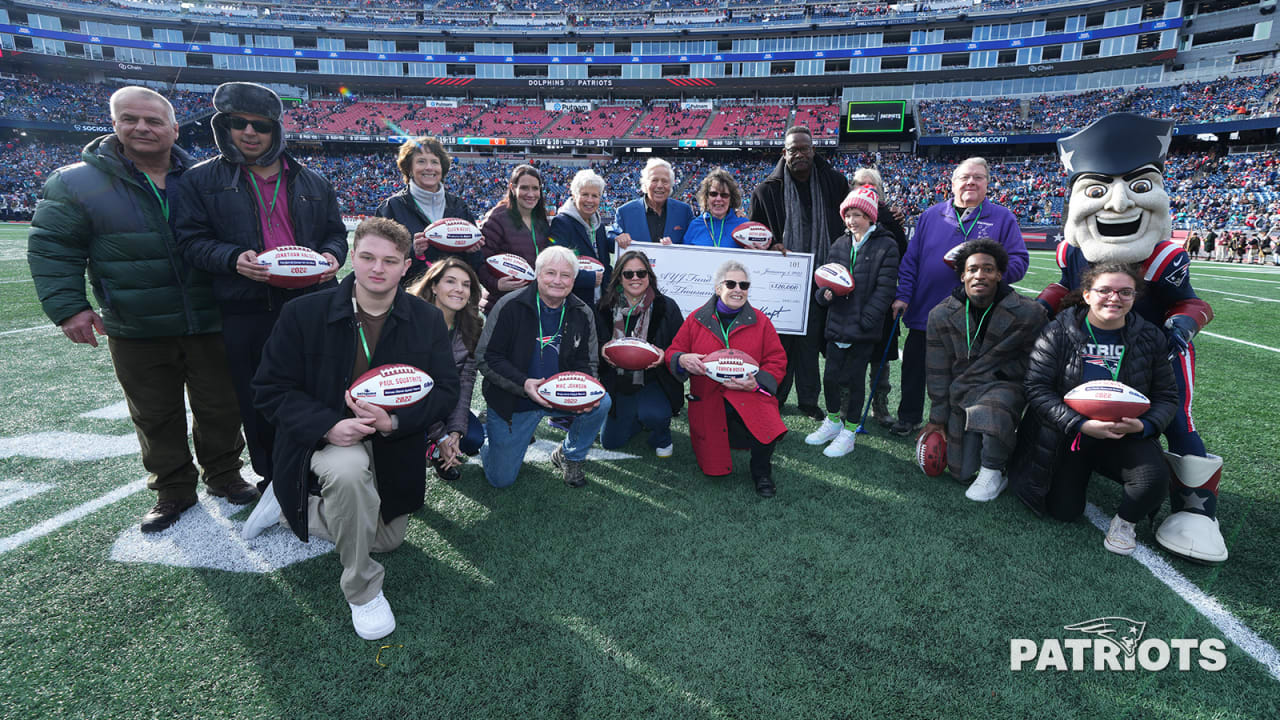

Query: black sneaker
[
  {"left": 889, "top": 419, "right": 921, "bottom": 437},
  {"left": 797, "top": 404, "right": 825, "bottom": 421},
  {"left": 207, "top": 478, "right": 260, "bottom": 505},
  {"left": 551, "top": 445, "right": 586, "bottom": 488},
  {"left": 754, "top": 475, "right": 776, "bottom": 498},
  {"left": 140, "top": 498, "right": 197, "bottom": 533}
]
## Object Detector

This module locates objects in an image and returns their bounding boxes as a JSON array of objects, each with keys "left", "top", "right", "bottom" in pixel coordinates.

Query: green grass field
[{"left": 1, "top": 222, "right": 1277, "bottom": 719}]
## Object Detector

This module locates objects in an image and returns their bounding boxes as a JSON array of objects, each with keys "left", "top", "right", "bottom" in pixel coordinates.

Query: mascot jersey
[{"left": 1054, "top": 239, "right": 1201, "bottom": 329}]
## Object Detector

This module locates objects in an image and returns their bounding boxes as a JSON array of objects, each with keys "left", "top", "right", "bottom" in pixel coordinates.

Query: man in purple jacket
[{"left": 888, "top": 157, "right": 1029, "bottom": 436}]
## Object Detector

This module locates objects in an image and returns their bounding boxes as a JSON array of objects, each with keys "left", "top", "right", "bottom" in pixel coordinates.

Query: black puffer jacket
[
  {"left": 814, "top": 225, "right": 900, "bottom": 344},
  {"left": 374, "top": 188, "right": 479, "bottom": 286},
  {"left": 175, "top": 153, "right": 348, "bottom": 314},
  {"left": 1009, "top": 306, "right": 1179, "bottom": 515}
]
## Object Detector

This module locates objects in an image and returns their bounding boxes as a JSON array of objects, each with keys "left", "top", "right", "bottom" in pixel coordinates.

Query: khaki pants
[
  {"left": 108, "top": 334, "right": 245, "bottom": 504},
  {"left": 308, "top": 442, "right": 407, "bottom": 605}
]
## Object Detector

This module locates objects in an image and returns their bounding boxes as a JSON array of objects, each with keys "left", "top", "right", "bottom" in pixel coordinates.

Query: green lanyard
[
  {"left": 527, "top": 216, "right": 540, "bottom": 253},
  {"left": 957, "top": 201, "right": 983, "bottom": 241},
  {"left": 707, "top": 214, "right": 726, "bottom": 247},
  {"left": 247, "top": 168, "right": 283, "bottom": 231},
  {"left": 353, "top": 297, "right": 373, "bottom": 364},
  {"left": 848, "top": 235, "right": 860, "bottom": 271},
  {"left": 965, "top": 297, "right": 994, "bottom": 358},
  {"left": 1085, "top": 320, "right": 1126, "bottom": 382},
  {"left": 624, "top": 299, "right": 642, "bottom": 336},
  {"left": 537, "top": 296, "right": 566, "bottom": 351},
  {"left": 413, "top": 196, "right": 434, "bottom": 225},
  {"left": 142, "top": 173, "right": 169, "bottom": 221},
  {"left": 716, "top": 314, "right": 733, "bottom": 349}
]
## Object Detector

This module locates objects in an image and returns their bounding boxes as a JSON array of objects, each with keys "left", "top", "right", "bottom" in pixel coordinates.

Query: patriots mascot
[{"left": 1037, "top": 113, "right": 1228, "bottom": 563}]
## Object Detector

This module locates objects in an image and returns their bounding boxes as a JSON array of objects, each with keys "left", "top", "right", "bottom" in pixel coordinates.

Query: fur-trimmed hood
[{"left": 210, "top": 82, "right": 285, "bottom": 167}]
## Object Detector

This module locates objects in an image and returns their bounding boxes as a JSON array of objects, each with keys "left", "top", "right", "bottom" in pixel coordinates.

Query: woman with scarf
[
  {"left": 479, "top": 164, "right": 550, "bottom": 313},
  {"left": 683, "top": 168, "right": 750, "bottom": 248},
  {"left": 548, "top": 169, "right": 629, "bottom": 307},
  {"left": 375, "top": 136, "right": 478, "bottom": 286},
  {"left": 665, "top": 260, "right": 788, "bottom": 497},
  {"left": 596, "top": 250, "right": 684, "bottom": 457},
  {"left": 408, "top": 257, "right": 486, "bottom": 482},
  {"left": 1010, "top": 263, "right": 1178, "bottom": 556}
]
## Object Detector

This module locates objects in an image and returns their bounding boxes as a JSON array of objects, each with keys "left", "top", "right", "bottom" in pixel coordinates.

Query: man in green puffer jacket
[{"left": 27, "top": 86, "right": 254, "bottom": 533}]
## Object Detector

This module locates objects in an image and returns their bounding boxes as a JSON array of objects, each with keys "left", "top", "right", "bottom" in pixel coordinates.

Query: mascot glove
[{"left": 1165, "top": 315, "right": 1197, "bottom": 360}]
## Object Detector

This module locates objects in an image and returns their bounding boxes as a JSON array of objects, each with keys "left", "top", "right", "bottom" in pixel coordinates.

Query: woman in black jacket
[
  {"left": 408, "top": 257, "right": 485, "bottom": 481},
  {"left": 596, "top": 250, "right": 685, "bottom": 457},
  {"left": 1010, "top": 263, "right": 1179, "bottom": 556},
  {"left": 375, "top": 136, "right": 479, "bottom": 285}
]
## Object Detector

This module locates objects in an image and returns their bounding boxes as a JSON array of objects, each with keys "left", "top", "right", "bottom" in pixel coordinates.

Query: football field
[{"left": 1, "top": 222, "right": 1278, "bottom": 718}]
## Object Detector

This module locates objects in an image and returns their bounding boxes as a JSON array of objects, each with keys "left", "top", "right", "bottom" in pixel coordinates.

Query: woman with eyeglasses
[
  {"left": 478, "top": 164, "right": 550, "bottom": 313},
  {"left": 375, "top": 136, "right": 479, "bottom": 286},
  {"left": 407, "top": 257, "right": 486, "bottom": 482},
  {"left": 1010, "top": 263, "right": 1178, "bottom": 556},
  {"left": 665, "top": 260, "right": 788, "bottom": 497},
  {"left": 596, "top": 251, "right": 685, "bottom": 457},
  {"left": 683, "top": 168, "right": 750, "bottom": 248}
]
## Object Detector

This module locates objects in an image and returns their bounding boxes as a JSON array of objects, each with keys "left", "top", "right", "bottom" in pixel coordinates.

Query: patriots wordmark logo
[
  {"left": 1064, "top": 617, "right": 1146, "bottom": 657},
  {"left": 1011, "top": 617, "right": 1227, "bottom": 672}
]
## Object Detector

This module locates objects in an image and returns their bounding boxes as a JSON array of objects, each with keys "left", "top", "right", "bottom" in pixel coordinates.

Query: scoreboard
[{"left": 845, "top": 101, "right": 906, "bottom": 133}]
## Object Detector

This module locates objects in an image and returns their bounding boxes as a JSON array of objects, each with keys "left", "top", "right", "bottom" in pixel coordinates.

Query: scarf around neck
[
  {"left": 612, "top": 287, "right": 656, "bottom": 383},
  {"left": 782, "top": 169, "right": 832, "bottom": 266},
  {"left": 409, "top": 182, "right": 446, "bottom": 223}
]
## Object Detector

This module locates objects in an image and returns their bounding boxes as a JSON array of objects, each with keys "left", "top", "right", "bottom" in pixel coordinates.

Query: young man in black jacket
[
  {"left": 249, "top": 217, "right": 458, "bottom": 640},
  {"left": 176, "top": 81, "right": 348, "bottom": 489}
]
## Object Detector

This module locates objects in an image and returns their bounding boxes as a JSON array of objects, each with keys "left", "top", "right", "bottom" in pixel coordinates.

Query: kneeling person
[
  {"left": 252, "top": 218, "right": 458, "bottom": 640},
  {"left": 922, "top": 239, "right": 1047, "bottom": 501},
  {"left": 477, "top": 245, "right": 610, "bottom": 488}
]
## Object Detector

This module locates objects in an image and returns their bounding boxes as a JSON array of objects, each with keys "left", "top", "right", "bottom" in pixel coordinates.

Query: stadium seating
[
  {"left": 540, "top": 107, "right": 644, "bottom": 139},
  {"left": 703, "top": 105, "right": 791, "bottom": 140},
  {"left": 628, "top": 106, "right": 712, "bottom": 139}
]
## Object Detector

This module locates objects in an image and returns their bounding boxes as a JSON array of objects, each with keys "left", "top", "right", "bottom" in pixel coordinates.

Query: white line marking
[
  {"left": 1218, "top": 297, "right": 1252, "bottom": 304},
  {"left": 1085, "top": 504, "right": 1280, "bottom": 682},
  {"left": 80, "top": 401, "right": 133, "bottom": 420},
  {"left": 0, "top": 324, "right": 52, "bottom": 336},
  {"left": 1193, "top": 270, "right": 1280, "bottom": 284},
  {"left": 0, "top": 480, "right": 54, "bottom": 510},
  {"left": 0, "top": 479, "right": 145, "bottom": 554},
  {"left": 0, "top": 431, "right": 140, "bottom": 461},
  {"left": 1194, "top": 287, "right": 1279, "bottom": 303},
  {"left": 0, "top": 279, "right": 33, "bottom": 284},
  {"left": 1199, "top": 331, "right": 1280, "bottom": 354}
]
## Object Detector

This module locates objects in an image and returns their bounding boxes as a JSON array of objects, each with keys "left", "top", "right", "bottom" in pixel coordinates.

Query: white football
[
  {"left": 1064, "top": 381, "right": 1151, "bottom": 422},
  {"left": 485, "top": 253, "right": 535, "bottom": 282},
  {"left": 814, "top": 263, "right": 854, "bottom": 296},
  {"left": 348, "top": 363, "right": 434, "bottom": 410},
  {"left": 578, "top": 255, "right": 606, "bottom": 273},
  {"left": 731, "top": 221, "right": 775, "bottom": 250},
  {"left": 602, "top": 337, "right": 663, "bottom": 371},
  {"left": 425, "top": 218, "right": 484, "bottom": 252},
  {"left": 257, "top": 245, "right": 332, "bottom": 289},
  {"left": 702, "top": 348, "right": 761, "bottom": 384},
  {"left": 537, "top": 371, "right": 607, "bottom": 411}
]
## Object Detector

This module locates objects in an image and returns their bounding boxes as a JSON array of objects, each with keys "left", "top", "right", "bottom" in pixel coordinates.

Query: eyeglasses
[
  {"left": 706, "top": 191, "right": 731, "bottom": 199},
  {"left": 721, "top": 280, "right": 751, "bottom": 290},
  {"left": 228, "top": 116, "right": 274, "bottom": 133},
  {"left": 955, "top": 174, "right": 989, "bottom": 183},
  {"left": 1089, "top": 287, "right": 1136, "bottom": 299},
  {"left": 621, "top": 270, "right": 649, "bottom": 280}
]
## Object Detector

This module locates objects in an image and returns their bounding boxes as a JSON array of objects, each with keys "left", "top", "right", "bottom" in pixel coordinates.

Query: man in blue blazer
[{"left": 613, "top": 158, "right": 694, "bottom": 245}]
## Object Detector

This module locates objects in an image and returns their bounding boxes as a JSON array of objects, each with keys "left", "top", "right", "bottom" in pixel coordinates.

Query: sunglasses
[
  {"left": 721, "top": 280, "right": 751, "bottom": 290},
  {"left": 707, "top": 191, "right": 731, "bottom": 199},
  {"left": 621, "top": 270, "right": 649, "bottom": 280},
  {"left": 228, "top": 116, "right": 274, "bottom": 133}
]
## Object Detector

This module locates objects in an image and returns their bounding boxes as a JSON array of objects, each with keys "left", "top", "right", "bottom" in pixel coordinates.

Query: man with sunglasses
[{"left": 176, "top": 82, "right": 348, "bottom": 492}]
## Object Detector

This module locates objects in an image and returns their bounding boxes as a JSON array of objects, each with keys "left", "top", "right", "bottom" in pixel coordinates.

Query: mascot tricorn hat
[{"left": 1056, "top": 113, "right": 1175, "bottom": 186}]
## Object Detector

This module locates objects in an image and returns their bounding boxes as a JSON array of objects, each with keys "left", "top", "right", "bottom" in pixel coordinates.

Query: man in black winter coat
[
  {"left": 749, "top": 126, "right": 849, "bottom": 419},
  {"left": 176, "top": 81, "right": 348, "bottom": 488},
  {"left": 249, "top": 217, "right": 458, "bottom": 641}
]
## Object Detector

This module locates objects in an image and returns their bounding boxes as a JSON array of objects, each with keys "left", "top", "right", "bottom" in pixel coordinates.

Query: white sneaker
[
  {"left": 823, "top": 428, "right": 857, "bottom": 457},
  {"left": 805, "top": 417, "right": 842, "bottom": 445},
  {"left": 655, "top": 443, "right": 674, "bottom": 458},
  {"left": 240, "top": 482, "right": 281, "bottom": 540},
  {"left": 1104, "top": 515, "right": 1137, "bottom": 556},
  {"left": 965, "top": 467, "right": 1007, "bottom": 502},
  {"left": 350, "top": 590, "right": 396, "bottom": 640}
]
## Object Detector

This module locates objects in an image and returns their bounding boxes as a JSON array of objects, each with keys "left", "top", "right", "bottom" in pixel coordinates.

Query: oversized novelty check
[{"left": 632, "top": 242, "right": 815, "bottom": 335}]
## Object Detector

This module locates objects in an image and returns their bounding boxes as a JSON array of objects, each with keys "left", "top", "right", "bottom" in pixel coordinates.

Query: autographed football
[
  {"left": 916, "top": 428, "right": 947, "bottom": 477},
  {"left": 485, "top": 253, "right": 536, "bottom": 282},
  {"left": 814, "top": 263, "right": 854, "bottom": 296},
  {"left": 602, "top": 337, "right": 663, "bottom": 371},
  {"left": 578, "top": 255, "right": 606, "bottom": 274},
  {"left": 537, "top": 371, "right": 607, "bottom": 411},
  {"left": 1064, "top": 381, "right": 1151, "bottom": 422},
  {"left": 348, "top": 364, "right": 434, "bottom": 410},
  {"left": 424, "top": 218, "right": 483, "bottom": 252},
  {"left": 702, "top": 348, "right": 760, "bottom": 384},
  {"left": 257, "top": 246, "right": 331, "bottom": 289},
  {"left": 730, "top": 221, "right": 775, "bottom": 250}
]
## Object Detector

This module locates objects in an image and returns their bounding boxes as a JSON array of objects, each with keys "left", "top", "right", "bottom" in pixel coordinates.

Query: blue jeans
[
  {"left": 481, "top": 394, "right": 612, "bottom": 489},
  {"left": 601, "top": 383, "right": 672, "bottom": 450},
  {"left": 459, "top": 412, "right": 485, "bottom": 456}
]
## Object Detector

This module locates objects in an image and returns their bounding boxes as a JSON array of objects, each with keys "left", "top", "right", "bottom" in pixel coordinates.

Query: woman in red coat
[{"left": 665, "top": 260, "right": 788, "bottom": 497}]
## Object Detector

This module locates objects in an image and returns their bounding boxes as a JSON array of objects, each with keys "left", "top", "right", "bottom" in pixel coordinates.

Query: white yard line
[
  {"left": 1199, "top": 331, "right": 1280, "bottom": 354},
  {"left": 0, "top": 479, "right": 146, "bottom": 554},
  {"left": 1218, "top": 297, "right": 1252, "bottom": 304},
  {"left": 0, "top": 324, "right": 52, "bottom": 336},
  {"left": 1085, "top": 504, "right": 1280, "bottom": 682},
  {"left": 1194, "top": 287, "right": 1279, "bottom": 303}
]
